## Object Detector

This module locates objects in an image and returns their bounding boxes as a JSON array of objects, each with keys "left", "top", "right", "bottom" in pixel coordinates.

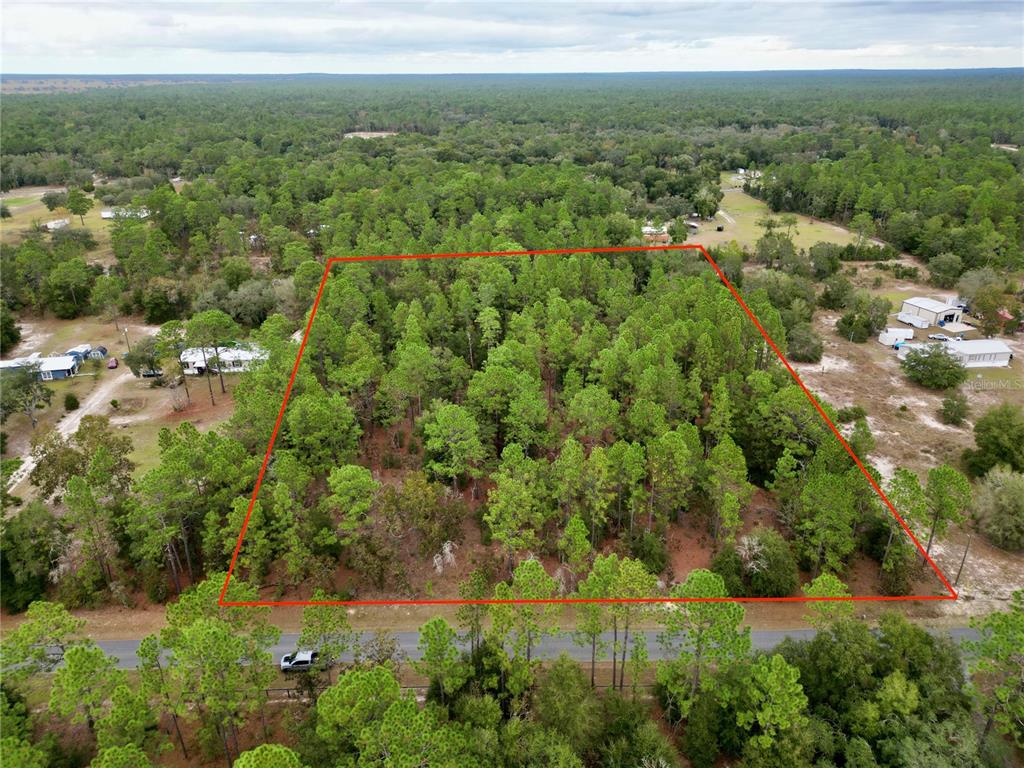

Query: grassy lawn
[
  {"left": 0, "top": 190, "right": 114, "bottom": 267},
  {"left": 692, "top": 178, "right": 858, "bottom": 252},
  {"left": 1, "top": 196, "right": 38, "bottom": 207}
]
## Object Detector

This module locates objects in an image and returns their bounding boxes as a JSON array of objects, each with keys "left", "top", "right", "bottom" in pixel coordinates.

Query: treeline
[
  {"left": 754, "top": 133, "right": 1024, "bottom": 273},
  {"left": 1, "top": 577, "right": 1020, "bottom": 767}
]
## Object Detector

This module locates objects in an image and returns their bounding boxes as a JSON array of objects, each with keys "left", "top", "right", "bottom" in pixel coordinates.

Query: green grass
[
  {"left": 1, "top": 196, "right": 37, "bottom": 207},
  {"left": 696, "top": 183, "right": 858, "bottom": 252},
  {"left": 128, "top": 421, "right": 166, "bottom": 475}
]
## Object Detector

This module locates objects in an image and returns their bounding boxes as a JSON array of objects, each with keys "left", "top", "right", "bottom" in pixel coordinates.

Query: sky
[{"left": 2, "top": 1, "right": 1022, "bottom": 74}]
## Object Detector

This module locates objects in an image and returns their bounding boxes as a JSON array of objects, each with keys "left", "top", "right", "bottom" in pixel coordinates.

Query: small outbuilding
[
  {"left": 878, "top": 328, "right": 914, "bottom": 346},
  {"left": 65, "top": 344, "right": 92, "bottom": 360},
  {"left": 89, "top": 346, "right": 109, "bottom": 359},
  {"left": 900, "top": 297, "right": 963, "bottom": 327}
]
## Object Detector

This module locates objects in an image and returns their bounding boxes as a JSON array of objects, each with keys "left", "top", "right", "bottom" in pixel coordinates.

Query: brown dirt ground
[{"left": 785, "top": 263, "right": 1024, "bottom": 620}]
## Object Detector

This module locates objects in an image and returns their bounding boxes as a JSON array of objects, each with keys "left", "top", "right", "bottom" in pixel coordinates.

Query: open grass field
[
  {"left": 688, "top": 172, "right": 860, "bottom": 252},
  {"left": 0, "top": 187, "right": 116, "bottom": 267}
]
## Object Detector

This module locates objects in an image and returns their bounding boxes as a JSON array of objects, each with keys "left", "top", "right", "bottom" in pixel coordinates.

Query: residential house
[{"left": 180, "top": 344, "right": 268, "bottom": 375}]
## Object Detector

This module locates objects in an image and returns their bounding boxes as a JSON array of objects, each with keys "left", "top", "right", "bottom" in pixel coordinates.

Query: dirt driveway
[{"left": 6, "top": 368, "right": 137, "bottom": 491}]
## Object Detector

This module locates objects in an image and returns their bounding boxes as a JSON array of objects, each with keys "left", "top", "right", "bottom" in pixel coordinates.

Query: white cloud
[{"left": 1, "top": 1, "right": 1021, "bottom": 73}]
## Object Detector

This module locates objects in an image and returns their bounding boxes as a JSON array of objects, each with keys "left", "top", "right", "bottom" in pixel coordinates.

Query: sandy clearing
[
  {"left": 5, "top": 321, "right": 52, "bottom": 356},
  {"left": 5, "top": 369, "right": 137, "bottom": 489}
]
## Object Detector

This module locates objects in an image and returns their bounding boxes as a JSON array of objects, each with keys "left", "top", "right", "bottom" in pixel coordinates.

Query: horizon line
[{"left": 3, "top": 66, "right": 1022, "bottom": 78}]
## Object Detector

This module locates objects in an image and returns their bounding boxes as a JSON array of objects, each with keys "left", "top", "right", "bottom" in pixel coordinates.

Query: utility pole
[{"left": 122, "top": 327, "right": 132, "bottom": 354}]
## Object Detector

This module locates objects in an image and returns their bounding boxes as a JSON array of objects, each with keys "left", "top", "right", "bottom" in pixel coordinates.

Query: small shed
[
  {"left": 900, "top": 297, "right": 963, "bottom": 327},
  {"left": 878, "top": 328, "right": 914, "bottom": 346},
  {"left": 65, "top": 344, "right": 92, "bottom": 360},
  {"left": 89, "top": 346, "right": 108, "bottom": 359}
]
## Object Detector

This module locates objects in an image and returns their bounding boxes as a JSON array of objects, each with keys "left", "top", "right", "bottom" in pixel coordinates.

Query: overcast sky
[{"left": 2, "top": 1, "right": 1022, "bottom": 74}]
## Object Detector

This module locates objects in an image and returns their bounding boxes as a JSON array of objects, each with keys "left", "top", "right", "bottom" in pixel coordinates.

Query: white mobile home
[
  {"left": 180, "top": 344, "right": 268, "bottom": 375},
  {"left": 897, "top": 339, "right": 1013, "bottom": 369},
  {"left": 899, "top": 297, "right": 962, "bottom": 327},
  {"left": 945, "top": 339, "right": 1013, "bottom": 368}
]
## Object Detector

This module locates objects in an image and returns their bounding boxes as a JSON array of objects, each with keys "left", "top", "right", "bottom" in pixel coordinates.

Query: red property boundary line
[{"left": 220, "top": 244, "right": 958, "bottom": 607}]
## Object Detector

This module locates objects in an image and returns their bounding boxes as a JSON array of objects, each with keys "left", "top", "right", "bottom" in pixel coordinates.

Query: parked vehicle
[
  {"left": 280, "top": 650, "right": 319, "bottom": 673},
  {"left": 106, "top": 357, "right": 118, "bottom": 369},
  {"left": 927, "top": 334, "right": 963, "bottom": 342}
]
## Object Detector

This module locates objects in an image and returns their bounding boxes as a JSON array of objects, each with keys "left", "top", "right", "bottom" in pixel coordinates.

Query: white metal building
[{"left": 899, "top": 297, "right": 963, "bottom": 327}]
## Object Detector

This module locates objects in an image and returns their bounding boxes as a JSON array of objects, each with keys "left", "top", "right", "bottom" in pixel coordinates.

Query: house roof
[
  {"left": 946, "top": 339, "right": 1012, "bottom": 356},
  {"left": 902, "top": 297, "right": 960, "bottom": 314},
  {"left": 180, "top": 344, "right": 268, "bottom": 365},
  {"left": 40, "top": 355, "right": 78, "bottom": 372}
]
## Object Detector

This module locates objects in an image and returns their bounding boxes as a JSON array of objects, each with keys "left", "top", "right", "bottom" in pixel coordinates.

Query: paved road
[{"left": 96, "top": 627, "right": 980, "bottom": 670}]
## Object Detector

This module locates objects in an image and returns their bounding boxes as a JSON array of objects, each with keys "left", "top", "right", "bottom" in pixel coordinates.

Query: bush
[
  {"left": 746, "top": 527, "right": 799, "bottom": 597},
  {"left": 786, "top": 323, "right": 823, "bottom": 363},
  {"left": 710, "top": 545, "right": 747, "bottom": 597},
  {"left": 629, "top": 530, "right": 668, "bottom": 576},
  {"left": 712, "top": 529, "right": 799, "bottom": 598},
  {"left": 939, "top": 391, "right": 969, "bottom": 426},
  {"left": 837, "top": 405, "right": 867, "bottom": 423},
  {"left": 140, "top": 564, "right": 169, "bottom": 604},
  {"left": 681, "top": 690, "right": 721, "bottom": 768},
  {"left": 891, "top": 264, "right": 920, "bottom": 281},
  {"left": 901, "top": 345, "right": 968, "bottom": 390},
  {"left": 818, "top": 275, "right": 853, "bottom": 310},
  {"left": 974, "top": 467, "right": 1024, "bottom": 551},
  {"left": 963, "top": 403, "right": 1024, "bottom": 476},
  {"left": 63, "top": 393, "right": 79, "bottom": 411}
]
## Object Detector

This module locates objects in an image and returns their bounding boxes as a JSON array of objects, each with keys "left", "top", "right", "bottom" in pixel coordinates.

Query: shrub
[
  {"left": 746, "top": 527, "right": 800, "bottom": 597},
  {"left": 712, "top": 529, "right": 799, "bottom": 598},
  {"left": 974, "top": 467, "right": 1024, "bottom": 551},
  {"left": 63, "top": 393, "right": 79, "bottom": 411},
  {"left": 837, "top": 405, "right": 867, "bottom": 423},
  {"left": 928, "top": 252, "right": 963, "bottom": 288},
  {"left": 787, "top": 323, "right": 823, "bottom": 363},
  {"left": 836, "top": 294, "right": 889, "bottom": 343},
  {"left": 818, "top": 275, "right": 853, "bottom": 310},
  {"left": 681, "top": 690, "right": 721, "bottom": 768},
  {"left": 901, "top": 345, "right": 967, "bottom": 389},
  {"left": 963, "top": 403, "right": 1024, "bottom": 476},
  {"left": 140, "top": 564, "right": 169, "bottom": 604},
  {"left": 710, "top": 545, "right": 747, "bottom": 597},
  {"left": 629, "top": 530, "right": 668, "bottom": 576},
  {"left": 109, "top": 399, "right": 120, "bottom": 410},
  {"left": 939, "top": 391, "right": 969, "bottom": 426}
]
